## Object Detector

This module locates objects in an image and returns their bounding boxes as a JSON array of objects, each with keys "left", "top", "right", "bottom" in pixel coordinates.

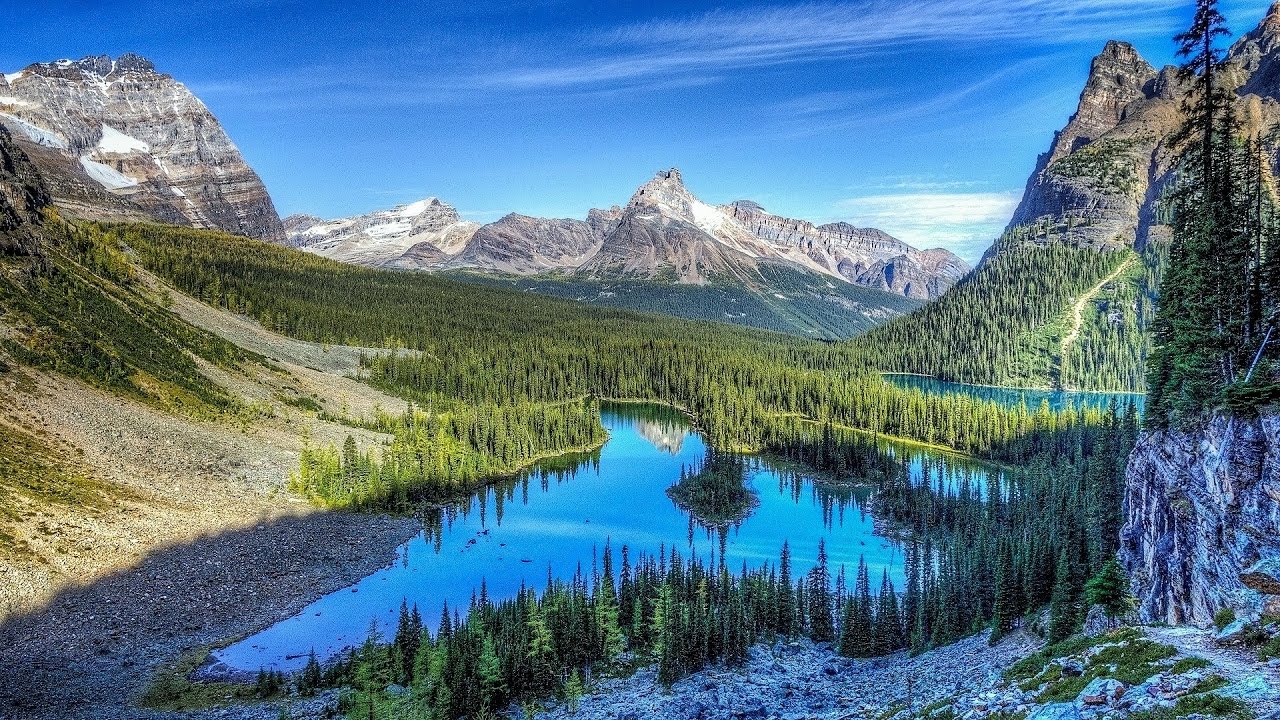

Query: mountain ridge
[{"left": 287, "top": 167, "right": 969, "bottom": 301}]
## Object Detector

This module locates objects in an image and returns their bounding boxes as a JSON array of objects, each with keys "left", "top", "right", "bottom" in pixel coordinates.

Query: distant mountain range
[
  {"left": 0, "top": 53, "right": 968, "bottom": 337},
  {"left": 287, "top": 168, "right": 968, "bottom": 302}
]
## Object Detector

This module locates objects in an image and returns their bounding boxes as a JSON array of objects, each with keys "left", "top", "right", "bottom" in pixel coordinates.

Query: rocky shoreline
[{"left": 0, "top": 511, "right": 416, "bottom": 720}]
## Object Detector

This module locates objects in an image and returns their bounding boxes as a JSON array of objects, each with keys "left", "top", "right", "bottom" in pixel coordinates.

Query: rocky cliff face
[
  {"left": 1005, "top": 6, "right": 1280, "bottom": 257},
  {"left": 448, "top": 213, "right": 602, "bottom": 274},
  {"left": 0, "top": 54, "right": 284, "bottom": 242},
  {"left": 1121, "top": 412, "right": 1280, "bottom": 626},
  {"left": 288, "top": 168, "right": 968, "bottom": 297},
  {"left": 0, "top": 125, "right": 51, "bottom": 256},
  {"left": 1005, "top": 41, "right": 1167, "bottom": 252}
]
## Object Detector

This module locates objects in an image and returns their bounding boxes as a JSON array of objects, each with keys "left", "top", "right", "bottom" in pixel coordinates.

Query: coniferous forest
[{"left": 5, "top": 2, "right": 1280, "bottom": 719}]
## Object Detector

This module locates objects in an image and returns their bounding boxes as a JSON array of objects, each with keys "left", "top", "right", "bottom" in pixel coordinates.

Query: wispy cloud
[
  {"left": 488, "top": 0, "right": 1185, "bottom": 90},
  {"left": 837, "top": 191, "right": 1022, "bottom": 263}
]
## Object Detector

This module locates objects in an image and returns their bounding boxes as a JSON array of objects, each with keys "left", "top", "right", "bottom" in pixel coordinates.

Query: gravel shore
[{"left": 0, "top": 510, "right": 415, "bottom": 720}]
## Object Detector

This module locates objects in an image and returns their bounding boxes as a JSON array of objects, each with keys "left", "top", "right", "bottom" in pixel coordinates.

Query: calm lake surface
[
  {"left": 882, "top": 374, "right": 1146, "bottom": 413},
  {"left": 217, "top": 404, "right": 917, "bottom": 672}
]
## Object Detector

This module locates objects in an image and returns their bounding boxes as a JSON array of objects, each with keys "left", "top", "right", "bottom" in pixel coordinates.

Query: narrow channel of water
[{"left": 882, "top": 374, "right": 1145, "bottom": 413}]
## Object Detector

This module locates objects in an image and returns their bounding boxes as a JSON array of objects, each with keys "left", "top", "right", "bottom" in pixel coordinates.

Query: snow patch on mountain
[
  {"left": 97, "top": 124, "right": 149, "bottom": 154},
  {"left": 0, "top": 112, "right": 66, "bottom": 149},
  {"left": 79, "top": 156, "right": 139, "bottom": 190}
]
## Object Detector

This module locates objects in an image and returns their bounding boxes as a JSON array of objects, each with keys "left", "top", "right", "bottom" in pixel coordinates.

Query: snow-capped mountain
[
  {"left": 288, "top": 169, "right": 969, "bottom": 300},
  {"left": 0, "top": 54, "right": 283, "bottom": 242},
  {"left": 287, "top": 198, "right": 477, "bottom": 266}
]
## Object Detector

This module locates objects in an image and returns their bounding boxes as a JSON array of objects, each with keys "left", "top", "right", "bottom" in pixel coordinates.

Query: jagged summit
[
  {"left": 292, "top": 169, "right": 968, "bottom": 300},
  {"left": 19, "top": 53, "right": 159, "bottom": 79},
  {"left": 626, "top": 168, "right": 700, "bottom": 216}
]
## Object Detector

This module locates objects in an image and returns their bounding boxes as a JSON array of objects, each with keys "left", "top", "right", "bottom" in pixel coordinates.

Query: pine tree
[
  {"left": 808, "top": 539, "right": 836, "bottom": 643},
  {"left": 478, "top": 635, "right": 505, "bottom": 712},
  {"left": 778, "top": 541, "right": 795, "bottom": 638},
  {"left": 1085, "top": 558, "right": 1134, "bottom": 618},
  {"left": 990, "top": 540, "right": 1019, "bottom": 645},
  {"left": 1048, "top": 551, "right": 1078, "bottom": 643}
]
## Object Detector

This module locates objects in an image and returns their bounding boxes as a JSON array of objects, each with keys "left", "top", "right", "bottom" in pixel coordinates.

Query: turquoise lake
[{"left": 216, "top": 404, "right": 924, "bottom": 672}]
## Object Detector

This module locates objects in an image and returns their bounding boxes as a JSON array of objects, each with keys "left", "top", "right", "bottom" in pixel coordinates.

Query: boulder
[
  {"left": 1215, "top": 618, "right": 1251, "bottom": 645},
  {"left": 1075, "top": 678, "right": 1127, "bottom": 708},
  {"left": 1240, "top": 558, "right": 1280, "bottom": 596},
  {"left": 1217, "top": 676, "right": 1280, "bottom": 705}
]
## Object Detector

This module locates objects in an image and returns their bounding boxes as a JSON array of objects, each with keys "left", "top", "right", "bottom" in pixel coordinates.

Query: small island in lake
[{"left": 665, "top": 449, "right": 760, "bottom": 528}]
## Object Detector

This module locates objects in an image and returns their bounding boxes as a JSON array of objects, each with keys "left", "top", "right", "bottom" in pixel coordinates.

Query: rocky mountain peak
[
  {"left": 0, "top": 53, "right": 284, "bottom": 242},
  {"left": 1046, "top": 40, "right": 1157, "bottom": 164},
  {"left": 21, "top": 53, "right": 159, "bottom": 82},
  {"left": 627, "top": 168, "right": 697, "bottom": 216},
  {"left": 1233, "top": 3, "right": 1280, "bottom": 98}
]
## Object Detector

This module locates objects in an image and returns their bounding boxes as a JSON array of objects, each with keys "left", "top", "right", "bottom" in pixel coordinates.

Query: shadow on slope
[{"left": 0, "top": 510, "right": 416, "bottom": 720}]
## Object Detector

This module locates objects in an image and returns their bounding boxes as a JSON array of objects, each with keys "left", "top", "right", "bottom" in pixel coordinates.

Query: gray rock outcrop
[
  {"left": 1120, "top": 412, "right": 1280, "bottom": 625},
  {"left": 0, "top": 124, "right": 50, "bottom": 256}
]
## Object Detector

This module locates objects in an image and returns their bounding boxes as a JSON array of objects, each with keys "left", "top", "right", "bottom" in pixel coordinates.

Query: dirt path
[
  {"left": 1145, "top": 625, "right": 1278, "bottom": 685},
  {"left": 1061, "top": 255, "right": 1135, "bottom": 356}
]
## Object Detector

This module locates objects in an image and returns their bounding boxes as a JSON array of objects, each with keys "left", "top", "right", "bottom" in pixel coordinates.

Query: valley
[{"left": 2, "top": 1, "right": 1280, "bottom": 720}]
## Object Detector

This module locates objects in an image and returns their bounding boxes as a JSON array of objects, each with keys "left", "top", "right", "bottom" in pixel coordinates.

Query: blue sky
[{"left": 2, "top": 0, "right": 1274, "bottom": 263}]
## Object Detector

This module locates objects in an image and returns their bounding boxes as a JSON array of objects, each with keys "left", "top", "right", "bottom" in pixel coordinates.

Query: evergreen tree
[{"left": 808, "top": 539, "right": 836, "bottom": 643}]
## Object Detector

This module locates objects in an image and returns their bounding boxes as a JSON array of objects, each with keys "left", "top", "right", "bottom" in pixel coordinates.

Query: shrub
[{"left": 1214, "top": 608, "right": 1236, "bottom": 631}]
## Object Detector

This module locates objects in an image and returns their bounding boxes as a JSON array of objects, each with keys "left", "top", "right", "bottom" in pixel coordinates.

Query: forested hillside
[
  {"left": 446, "top": 265, "right": 920, "bottom": 340},
  {"left": 852, "top": 230, "right": 1157, "bottom": 392},
  {"left": 113, "top": 222, "right": 1091, "bottom": 467}
]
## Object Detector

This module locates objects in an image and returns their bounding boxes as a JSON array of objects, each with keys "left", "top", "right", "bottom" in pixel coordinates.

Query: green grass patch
[
  {"left": 1169, "top": 656, "right": 1211, "bottom": 674},
  {"left": 1214, "top": 608, "right": 1236, "bottom": 631},
  {"left": 139, "top": 647, "right": 277, "bottom": 712},
  {"left": 1127, "top": 693, "right": 1253, "bottom": 720},
  {"left": 1014, "top": 631, "right": 1176, "bottom": 703}
]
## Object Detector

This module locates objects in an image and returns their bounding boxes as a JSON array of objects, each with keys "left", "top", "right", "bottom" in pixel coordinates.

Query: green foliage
[
  {"left": 448, "top": 264, "right": 922, "bottom": 340},
  {"left": 1214, "top": 608, "right": 1237, "bottom": 631},
  {"left": 1147, "top": 1, "right": 1280, "bottom": 427},
  {"left": 879, "top": 403, "right": 1139, "bottom": 653},
  {"left": 333, "top": 543, "right": 783, "bottom": 718},
  {"left": 1036, "top": 637, "right": 1177, "bottom": 702},
  {"left": 0, "top": 221, "right": 258, "bottom": 416},
  {"left": 1169, "top": 656, "right": 1212, "bottom": 674},
  {"left": 1084, "top": 559, "right": 1134, "bottom": 617},
  {"left": 1127, "top": 693, "right": 1254, "bottom": 720},
  {"left": 665, "top": 448, "right": 758, "bottom": 527},
  {"left": 109, "top": 221, "right": 1102, "bottom": 460},
  {"left": 1048, "top": 137, "right": 1150, "bottom": 196},
  {"left": 854, "top": 237, "right": 1143, "bottom": 391},
  {"left": 1004, "top": 631, "right": 1129, "bottom": 684},
  {"left": 292, "top": 400, "right": 606, "bottom": 510},
  {"left": 1059, "top": 243, "right": 1163, "bottom": 392},
  {"left": 1259, "top": 633, "right": 1280, "bottom": 661}
]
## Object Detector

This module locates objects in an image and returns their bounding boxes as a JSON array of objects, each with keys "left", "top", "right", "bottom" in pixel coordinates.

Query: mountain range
[
  {"left": 0, "top": 53, "right": 968, "bottom": 338},
  {"left": 287, "top": 168, "right": 968, "bottom": 302}
]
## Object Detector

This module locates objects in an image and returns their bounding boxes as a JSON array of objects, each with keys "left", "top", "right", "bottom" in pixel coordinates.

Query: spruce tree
[{"left": 808, "top": 539, "right": 836, "bottom": 643}]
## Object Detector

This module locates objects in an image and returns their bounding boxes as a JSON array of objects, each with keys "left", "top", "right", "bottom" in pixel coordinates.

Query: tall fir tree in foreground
[{"left": 1149, "top": 0, "right": 1280, "bottom": 426}]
